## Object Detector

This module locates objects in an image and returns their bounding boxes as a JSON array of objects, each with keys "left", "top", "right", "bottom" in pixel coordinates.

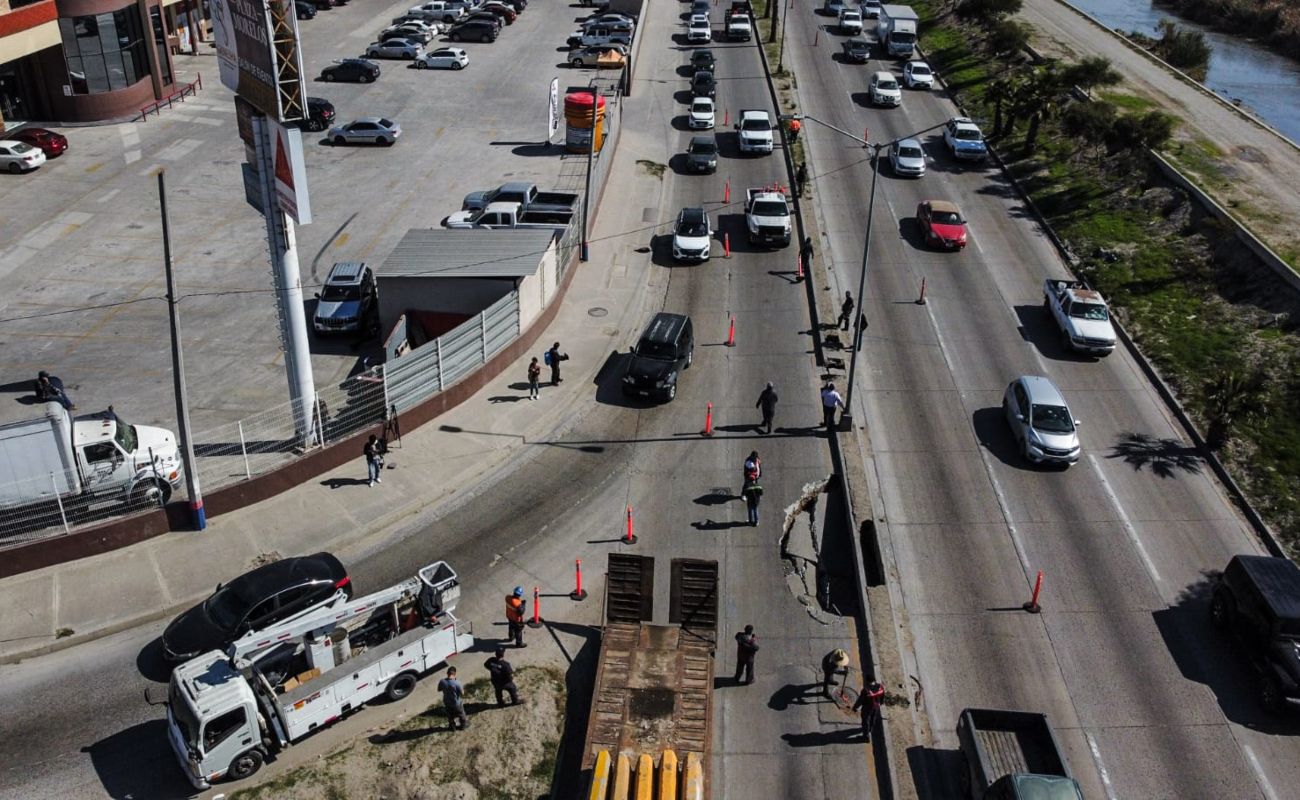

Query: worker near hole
[
  {"left": 505, "top": 586, "right": 527, "bottom": 648},
  {"left": 822, "top": 648, "right": 850, "bottom": 697}
]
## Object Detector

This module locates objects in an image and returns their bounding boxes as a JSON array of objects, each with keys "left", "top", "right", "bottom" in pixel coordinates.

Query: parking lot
[{"left": 0, "top": 0, "right": 621, "bottom": 435}]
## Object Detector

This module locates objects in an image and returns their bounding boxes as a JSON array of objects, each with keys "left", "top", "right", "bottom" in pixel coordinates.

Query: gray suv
[
  {"left": 1002, "top": 375, "right": 1081, "bottom": 465},
  {"left": 314, "top": 262, "right": 377, "bottom": 335}
]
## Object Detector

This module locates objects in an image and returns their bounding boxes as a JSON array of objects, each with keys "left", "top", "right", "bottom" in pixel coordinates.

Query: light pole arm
[{"left": 785, "top": 113, "right": 951, "bottom": 150}]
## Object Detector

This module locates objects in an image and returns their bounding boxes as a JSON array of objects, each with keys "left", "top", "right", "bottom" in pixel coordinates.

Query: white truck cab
[{"left": 735, "top": 109, "right": 774, "bottom": 154}]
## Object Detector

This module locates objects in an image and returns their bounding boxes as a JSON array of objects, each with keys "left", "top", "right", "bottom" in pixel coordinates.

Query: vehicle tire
[
  {"left": 386, "top": 673, "right": 418, "bottom": 701},
  {"left": 452, "top": 61, "right": 463, "bottom": 70},
  {"left": 416, "top": 60, "right": 427, "bottom": 69},
  {"left": 571, "top": 59, "right": 584, "bottom": 68},
  {"left": 481, "top": 33, "right": 491, "bottom": 42},
  {"left": 8, "top": 163, "right": 20, "bottom": 174},
  {"left": 227, "top": 749, "right": 265, "bottom": 781},
  {"left": 444, "top": 14, "right": 455, "bottom": 23},
  {"left": 686, "top": 347, "right": 693, "bottom": 368},
  {"left": 367, "top": 50, "right": 377, "bottom": 58},
  {"left": 360, "top": 74, "right": 373, "bottom": 83},
  {"left": 1209, "top": 589, "right": 1235, "bottom": 629},
  {"left": 1261, "top": 676, "right": 1285, "bottom": 714},
  {"left": 132, "top": 480, "right": 170, "bottom": 508},
  {"left": 450, "top": 32, "right": 461, "bottom": 41},
  {"left": 311, "top": 120, "right": 324, "bottom": 132},
  {"left": 382, "top": 137, "right": 394, "bottom": 146},
  {"left": 334, "top": 135, "right": 347, "bottom": 145},
  {"left": 404, "top": 52, "right": 414, "bottom": 59}
]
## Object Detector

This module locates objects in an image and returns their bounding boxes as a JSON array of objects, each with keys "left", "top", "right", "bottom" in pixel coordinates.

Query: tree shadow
[{"left": 1108, "top": 432, "right": 1204, "bottom": 478}]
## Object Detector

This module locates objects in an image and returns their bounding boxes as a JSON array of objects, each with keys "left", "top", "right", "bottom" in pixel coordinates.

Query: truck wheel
[
  {"left": 1261, "top": 676, "right": 1285, "bottom": 714},
  {"left": 1209, "top": 590, "right": 1235, "bottom": 629},
  {"left": 686, "top": 347, "right": 693, "bottom": 368},
  {"left": 132, "top": 480, "right": 170, "bottom": 508},
  {"left": 227, "top": 749, "right": 264, "bottom": 781},
  {"left": 386, "top": 673, "right": 418, "bottom": 701},
  {"left": 667, "top": 384, "right": 677, "bottom": 401}
]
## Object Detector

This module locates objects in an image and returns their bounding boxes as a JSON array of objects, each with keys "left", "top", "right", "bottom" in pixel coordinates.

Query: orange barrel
[{"left": 564, "top": 92, "right": 607, "bottom": 154}]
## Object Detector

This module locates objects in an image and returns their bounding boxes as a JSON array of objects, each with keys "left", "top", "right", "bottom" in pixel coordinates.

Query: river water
[{"left": 1063, "top": 0, "right": 1300, "bottom": 143}]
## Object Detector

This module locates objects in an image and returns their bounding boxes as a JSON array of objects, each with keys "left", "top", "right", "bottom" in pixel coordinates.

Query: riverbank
[{"left": 1157, "top": 0, "right": 1300, "bottom": 68}]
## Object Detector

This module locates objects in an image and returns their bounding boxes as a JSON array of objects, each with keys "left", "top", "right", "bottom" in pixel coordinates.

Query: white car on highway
[
  {"left": 903, "top": 61, "right": 935, "bottom": 89},
  {"left": 417, "top": 46, "right": 469, "bottom": 69},
  {"left": 688, "top": 19, "right": 711, "bottom": 42},
  {"left": 869, "top": 71, "right": 901, "bottom": 107},
  {"left": 366, "top": 39, "right": 424, "bottom": 59},
  {"left": 889, "top": 138, "right": 926, "bottom": 177},
  {"left": 689, "top": 97, "right": 716, "bottom": 129}
]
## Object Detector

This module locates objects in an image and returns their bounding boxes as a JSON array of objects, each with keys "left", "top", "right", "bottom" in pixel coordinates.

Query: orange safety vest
[{"left": 505, "top": 595, "right": 525, "bottom": 624}]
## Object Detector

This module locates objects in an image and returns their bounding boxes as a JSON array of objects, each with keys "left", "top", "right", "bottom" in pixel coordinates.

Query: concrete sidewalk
[{"left": 0, "top": 131, "right": 667, "bottom": 666}]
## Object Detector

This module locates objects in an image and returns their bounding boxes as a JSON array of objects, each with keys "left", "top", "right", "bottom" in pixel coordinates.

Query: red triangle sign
[{"left": 274, "top": 129, "right": 295, "bottom": 190}]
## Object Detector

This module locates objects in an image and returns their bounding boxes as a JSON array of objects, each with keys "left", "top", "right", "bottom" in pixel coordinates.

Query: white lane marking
[
  {"left": 1086, "top": 453, "right": 1161, "bottom": 584},
  {"left": 97, "top": 189, "right": 121, "bottom": 204},
  {"left": 1243, "top": 745, "right": 1279, "bottom": 800},
  {"left": 1085, "top": 731, "right": 1118, "bottom": 800},
  {"left": 124, "top": 150, "right": 142, "bottom": 164}
]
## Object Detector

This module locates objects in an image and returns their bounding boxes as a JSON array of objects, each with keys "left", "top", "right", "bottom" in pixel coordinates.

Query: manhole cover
[{"left": 588, "top": 307, "right": 608, "bottom": 317}]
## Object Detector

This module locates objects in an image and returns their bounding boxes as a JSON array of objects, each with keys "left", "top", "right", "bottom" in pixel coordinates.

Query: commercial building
[{"left": 0, "top": 0, "right": 207, "bottom": 125}]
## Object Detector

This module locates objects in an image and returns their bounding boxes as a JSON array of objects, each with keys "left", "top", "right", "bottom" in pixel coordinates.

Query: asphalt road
[
  {"left": 783, "top": 6, "right": 1300, "bottom": 799},
  {"left": 0, "top": 3, "right": 882, "bottom": 799}
]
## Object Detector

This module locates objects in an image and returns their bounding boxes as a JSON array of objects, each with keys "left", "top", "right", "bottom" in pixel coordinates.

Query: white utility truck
[
  {"left": 160, "top": 561, "right": 473, "bottom": 789},
  {"left": 877, "top": 4, "right": 918, "bottom": 57}
]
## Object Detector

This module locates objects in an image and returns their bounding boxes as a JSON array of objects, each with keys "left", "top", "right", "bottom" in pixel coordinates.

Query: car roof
[
  {"left": 1019, "top": 375, "right": 1067, "bottom": 406},
  {"left": 692, "top": 96, "right": 713, "bottom": 105},
  {"left": 872, "top": 71, "right": 896, "bottom": 81},
  {"left": 228, "top": 552, "right": 346, "bottom": 595},
  {"left": 352, "top": 116, "right": 389, "bottom": 125},
  {"left": 926, "top": 199, "right": 960, "bottom": 213},
  {"left": 327, "top": 261, "right": 368, "bottom": 284},
  {"left": 689, "top": 135, "right": 716, "bottom": 146},
  {"left": 952, "top": 117, "right": 980, "bottom": 130},
  {"left": 641, "top": 312, "right": 690, "bottom": 343},
  {"left": 680, "top": 207, "right": 706, "bottom": 223},
  {"left": 895, "top": 137, "right": 922, "bottom": 149},
  {"left": 1228, "top": 555, "right": 1300, "bottom": 621}
]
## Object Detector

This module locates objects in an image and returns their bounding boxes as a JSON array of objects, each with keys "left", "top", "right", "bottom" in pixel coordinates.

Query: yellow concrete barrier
[
  {"left": 635, "top": 754, "right": 654, "bottom": 800},
  {"left": 659, "top": 750, "right": 679, "bottom": 800},
  {"left": 589, "top": 749, "right": 612, "bottom": 800},
  {"left": 682, "top": 752, "right": 704, "bottom": 800},
  {"left": 613, "top": 753, "right": 632, "bottom": 800}
]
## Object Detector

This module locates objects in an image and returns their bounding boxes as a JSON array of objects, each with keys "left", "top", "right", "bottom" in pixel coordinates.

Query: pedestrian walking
[
  {"left": 755, "top": 382, "right": 778, "bottom": 434},
  {"left": 742, "top": 476, "right": 763, "bottom": 526},
  {"left": 799, "top": 236, "right": 814, "bottom": 276},
  {"left": 822, "top": 648, "right": 850, "bottom": 697},
  {"left": 734, "top": 625, "right": 759, "bottom": 684},
  {"left": 484, "top": 647, "right": 521, "bottom": 706},
  {"left": 364, "top": 434, "right": 383, "bottom": 486},
  {"left": 505, "top": 586, "right": 527, "bottom": 648},
  {"left": 838, "top": 291, "right": 855, "bottom": 331},
  {"left": 821, "top": 383, "right": 845, "bottom": 431},
  {"left": 527, "top": 357, "right": 541, "bottom": 400},
  {"left": 437, "top": 666, "right": 469, "bottom": 731},
  {"left": 796, "top": 162, "right": 809, "bottom": 196},
  {"left": 853, "top": 678, "right": 885, "bottom": 742},
  {"left": 546, "top": 342, "right": 569, "bottom": 385}
]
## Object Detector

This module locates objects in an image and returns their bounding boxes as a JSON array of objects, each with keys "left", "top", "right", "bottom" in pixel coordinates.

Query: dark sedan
[
  {"left": 161, "top": 552, "right": 352, "bottom": 662},
  {"left": 448, "top": 19, "right": 499, "bottom": 41},
  {"left": 842, "top": 37, "right": 870, "bottom": 62},
  {"left": 12, "top": 127, "right": 68, "bottom": 157},
  {"left": 321, "top": 58, "right": 380, "bottom": 82},
  {"left": 691, "top": 70, "right": 716, "bottom": 99},
  {"left": 690, "top": 48, "right": 714, "bottom": 72},
  {"left": 686, "top": 135, "right": 718, "bottom": 173}
]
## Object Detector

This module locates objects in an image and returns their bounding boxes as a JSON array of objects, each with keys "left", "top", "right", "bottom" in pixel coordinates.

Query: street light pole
[{"left": 777, "top": 0, "right": 789, "bottom": 72}]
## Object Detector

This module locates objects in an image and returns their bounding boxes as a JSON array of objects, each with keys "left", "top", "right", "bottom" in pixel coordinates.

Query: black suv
[
  {"left": 448, "top": 19, "right": 499, "bottom": 41},
  {"left": 321, "top": 58, "right": 380, "bottom": 83},
  {"left": 690, "top": 48, "right": 715, "bottom": 72},
  {"left": 691, "top": 70, "right": 716, "bottom": 99},
  {"left": 686, "top": 135, "right": 718, "bottom": 173},
  {"left": 622, "top": 312, "right": 694, "bottom": 402},
  {"left": 286, "top": 96, "right": 335, "bottom": 132},
  {"left": 1210, "top": 554, "right": 1300, "bottom": 712},
  {"left": 296, "top": 1, "right": 317, "bottom": 18}
]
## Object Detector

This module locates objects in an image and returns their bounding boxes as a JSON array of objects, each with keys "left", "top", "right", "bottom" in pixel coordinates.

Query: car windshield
[
  {"left": 691, "top": 140, "right": 717, "bottom": 154},
  {"left": 897, "top": 146, "right": 923, "bottom": 159},
  {"left": 113, "top": 417, "right": 138, "bottom": 452},
  {"left": 1070, "top": 302, "right": 1109, "bottom": 321},
  {"left": 322, "top": 284, "right": 361, "bottom": 302},
  {"left": 930, "top": 209, "right": 961, "bottom": 225},
  {"left": 742, "top": 118, "right": 770, "bottom": 131},
  {"left": 893, "top": 31, "right": 915, "bottom": 43},
  {"left": 911, "top": 64, "right": 931, "bottom": 75},
  {"left": 636, "top": 341, "right": 676, "bottom": 360},
  {"left": 955, "top": 128, "right": 982, "bottom": 141},
  {"left": 752, "top": 200, "right": 788, "bottom": 216},
  {"left": 877, "top": 79, "right": 898, "bottom": 90},
  {"left": 1031, "top": 404, "right": 1075, "bottom": 434},
  {"left": 678, "top": 219, "right": 708, "bottom": 237},
  {"left": 692, "top": 101, "right": 712, "bottom": 113},
  {"left": 205, "top": 583, "right": 255, "bottom": 631}
]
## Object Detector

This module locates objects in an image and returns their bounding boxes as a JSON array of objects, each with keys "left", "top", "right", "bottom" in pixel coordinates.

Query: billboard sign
[
  {"left": 271, "top": 122, "right": 312, "bottom": 225},
  {"left": 212, "top": 0, "right": 302, "bottom": 120},
  {"left": 548, "top": 78, "right": 560, "bottom": 141}
]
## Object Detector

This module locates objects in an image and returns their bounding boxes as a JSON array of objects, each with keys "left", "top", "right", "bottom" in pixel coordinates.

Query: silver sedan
[
  {"left": 329, "top": 117, "right": 402, "bottom": 146},
  {"left": 889, "top": 138, "right": 927, "bottom": 177},
  {"left": 365, "top": 39, "right": 424, "bottom": 59}
]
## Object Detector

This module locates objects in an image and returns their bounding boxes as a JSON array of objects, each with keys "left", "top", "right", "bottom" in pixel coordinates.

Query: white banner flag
[{"left": 548, "top": 78, "right": 560, "bottom": 141}]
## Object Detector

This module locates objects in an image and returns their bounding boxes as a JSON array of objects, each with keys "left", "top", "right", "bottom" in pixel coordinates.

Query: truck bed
[{"left": 960, "top": 708, "right": 1069, "bottom": 779}]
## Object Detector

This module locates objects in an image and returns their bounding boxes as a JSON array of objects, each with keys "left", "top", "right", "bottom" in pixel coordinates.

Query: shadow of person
[
  {"left": 768, "top": 682, "right": 820, "bottom": 711},
  {"left": 780, "top": 726, "right": 863, "bottom": 748}
]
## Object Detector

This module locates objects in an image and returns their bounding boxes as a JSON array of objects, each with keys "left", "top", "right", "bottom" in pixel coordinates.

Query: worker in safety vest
[
  {"left": 505, "top": 586, "right": 527, "bottom": 648},
  {"left": 853, "top": 678, "right": 885, "bottom": 741},
  {"left": 788, "top": 118, "right": 801, "bottom": 141}
]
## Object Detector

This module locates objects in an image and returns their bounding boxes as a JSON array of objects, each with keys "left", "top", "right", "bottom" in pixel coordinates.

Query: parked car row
[
  {"left": 566, "top": 10, "right": 634, "bottom": 51},
  {"left": 0, "top": 127, "right": 68, "bottom": 174}
]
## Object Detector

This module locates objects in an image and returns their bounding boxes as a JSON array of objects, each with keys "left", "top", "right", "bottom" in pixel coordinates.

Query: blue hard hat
[{"left": 513, "top": 586, "right": 524, "bottom": 596}]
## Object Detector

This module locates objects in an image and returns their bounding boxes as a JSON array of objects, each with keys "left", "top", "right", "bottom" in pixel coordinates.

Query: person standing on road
[
  {"left": 527, "top": 357, "right": 542, "bottom": 400},
  {"left": 799, "top": 236, "right": 814, "bottom": 278},
  {"left": 484, "top": 647, "right": 521, "bottom": 707},
  {"left": 821, "top": 383, "right": 845, "bottom": 431},
  {"left": 734, "top": 624, "right": 759, "bottom": 684},
  {"left": 822, "top": 648, "right": 850, "bottom": 697},
  {"left": 788, "top": 118, "right": 801, "bottom": 141},
  {"left": 742, "top": 451, "right": 762, "bottom": 490},
  {"left": 853, "top": 678, "right": 885, "bottom": 742},
  {"left": 756, "top": 382, "right": 778, "bottom": 434},
  {"left": 437, "top": 666, "right": 468, "bottom": 732},
  {"left": 838, "top": 291, "right": 855, "bottom": 331},
  {"left": 742, "top": 475, "right": 763, "bottom": 526},
  {"left": 505, "top": 586, "right": 527, "bottom": 648},
  {"left": 364, "top": 434, "right": 383, "bottom": 487},
  {"left": 547, "top": 342, "right": 569, "bottom": 386}
]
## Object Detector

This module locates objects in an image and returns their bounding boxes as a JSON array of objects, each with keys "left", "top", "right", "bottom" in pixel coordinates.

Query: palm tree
[
  {"left": 985, "top": 78, "right": 1014, "bottom": 138},
  {"left": 1200, "top": 367, "right": 1270, "bottom": 449},
  {"left": 1023, "top": 66, "right": 1063, "bottom": 154}
]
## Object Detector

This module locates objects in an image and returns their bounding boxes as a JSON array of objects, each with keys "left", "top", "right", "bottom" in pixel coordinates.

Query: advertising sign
[
  {"left": 548, "top": 78, "right": 560, "bottom": 141},
  {"left": 271, "top": 122, "right": 312, "bottom": 225},
  {"left": 212, "top": 0, "right": 286, "bottom": 119}
]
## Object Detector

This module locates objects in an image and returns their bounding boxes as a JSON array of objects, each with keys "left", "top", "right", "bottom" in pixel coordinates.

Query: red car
[
  {"left": 12, "top": 127, "right": 67, "bottom": 157},
  {"left": 480, "top": 2, "right": 517, "bottom": 22},
  {"left": 916, "top": 199, "right": 967, "bottom": 250}
]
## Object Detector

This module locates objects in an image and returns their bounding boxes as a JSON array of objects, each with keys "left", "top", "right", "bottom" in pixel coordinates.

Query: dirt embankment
[{"left": 231, "top": 666, "right": 566, "bottom": 800}]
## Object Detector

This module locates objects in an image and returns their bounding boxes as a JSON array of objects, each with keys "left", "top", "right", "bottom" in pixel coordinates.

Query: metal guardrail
[{"left": 138, "top": 73, "right": 203, "bottom": 120}]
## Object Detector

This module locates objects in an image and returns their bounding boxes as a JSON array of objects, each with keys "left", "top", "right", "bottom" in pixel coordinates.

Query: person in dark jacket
[
  {"left": 484, "top": 647, "right": 521, "bottom": 706},
  {"left": 822, "top": 648, "right": 849, "bottom": 697},
  {"left": 35, "top": 372, "right": 74, "bottom": 410},
  {"left": 547, "top": 342, "right": 569, "bottom": 385},
  {"left": 437, "top": 667, "right": 468, "bottom": 731},
  {"left": 800, "top": 236, "right": 814, "bottom": 276},
  {"left": 364, "top": 434, "right": 382, "bottom": 487},
  {"left": 527, "top": 357, "right": 542, "bottom": 400},
  {"left": 734, "top": 625, "right": 759, "bottom": 684},
  {"left": 756, "top": 382, "right": 778, "bottom": 434},
  {"left": 838, "top": 291, "right": 855, "bottom": 331},
  {"left": 853, "top": 678, "right": 885, "bottom": 741}
]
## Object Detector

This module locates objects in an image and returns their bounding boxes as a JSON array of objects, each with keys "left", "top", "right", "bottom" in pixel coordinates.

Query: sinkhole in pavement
[{"left": 779, "top": 475, "right": 856, "bottom": 624}]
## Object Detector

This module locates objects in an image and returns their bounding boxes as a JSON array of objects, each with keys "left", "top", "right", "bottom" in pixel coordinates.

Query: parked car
[
  {"left": 672, "top": 207, "right": 712, "bottom": 263},
  {"left": 889, "top": 138, "right": 926, "bottom": 177},
  {"left": 622, "top": 312, "right": 695, "bottom": 402},
  {"left": 329, "top": 117, "right": 402, "bottom": 145},
  {"left": 869, "top": 71, "right": 901, "bottom": 107},
  {"left": 1210, "top": 554, "right": 1300, "bottom": 713},
  {"left": 686, "top": 135, "right": 718, "bottom": 173},
  {"left": 1002, "top": 376, "right": 1082, "bottom": 466},
  {"left": 295, "top": 1, "right": 317, "bottom": 19},
  {"left": 449, "top": 19, "right": 499, "bottom": 41},
  {"left": 0, "top": 140, "right": 47, "bottom": 173},
  {"left": 842, "top": 37, "right": 870, "bottom": 62},
  {"left": 381, "top": 25, "right": 435, "bottom": 44},
  {"left": 479, "top": 2, "right": 516, "bottom": 23},
  {"left": 11, "top": 127, "right": 68, "bottom": 157},
  {"left": 498, "top": 0, "right": 526, "bottom": 12},
  {"left": 161, "top": 552, "right": 352, "bottom": 662},
  {"left": 570, "top": 44, "right": 628, "bottom": 67},
  {"left": 366, "top": 39, "right": 424, "bottom": 59},
  {"left": 687, "top": 18, "right": 712, "bottom": 42},
  {"left": 321, "top": 58, "right": 380, "bottom": 82},
  {"left": 417, "top": 46, "right": 469, "bottom": 69},
  {"left": 392, "top": 13, "right": 443, "bottom": 28},
  {"left": 463, "top": 10, "right": 502, "bottom": 28},
  {"left": 916, "top": 199, "right": 967, "bottom": 249},
  {"left": 903, "top": 60, "right": 935, "bottom": 89},
  {"left": 314, "top": 262, "right": 378, "bottom": 334},
  {"left": 691, "top": 70, "right": 716, "bottom": 99},
  {"left": 688, "top": 96, "right": 715, "bottom": 129},
  {"left": 309, "top": 0, "right": 335, "bottom": 8},
  {"left": 567, "top": 27, "right": 630, "bottom": 48},
  {"left": 690, "top": 48, "right": 715, "bottom": 72},
  {"left": 583, "top": 12, "right": 633, "bottom": 31},
  {"left": 408, "top": 1, "right": 465, "bottom": 23},
  {"left": 286, "top": 96, "right": 336, "bottom": 132}
]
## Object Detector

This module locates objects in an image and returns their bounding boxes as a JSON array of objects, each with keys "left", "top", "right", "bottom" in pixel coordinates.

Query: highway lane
[
  {"left": 782, "top": 5, "right": 1300, "bottom": 798},
  {"left": 0, "top": 4, "right": 880, "bottom": 800}
]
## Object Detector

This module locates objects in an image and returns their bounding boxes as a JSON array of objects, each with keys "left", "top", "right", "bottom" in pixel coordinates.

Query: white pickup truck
[
  {"left": 745, "top": 186, "right": 792, "bottom": 247},
  {"left": 726, "top": 10, "right": 752, "bottom": 39},
  {"left": 735, "top": 109, "right": 774, "bottom": 155},
  {"left": 1043, "top": 279, "right": 1117, "bottom": 355},
  {"left": 443, "top": 201, "right": 574, "bottom": 231}
]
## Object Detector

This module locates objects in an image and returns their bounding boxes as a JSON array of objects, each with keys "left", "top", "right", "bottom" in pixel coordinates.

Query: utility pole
[
  {"left": 777, "top": 0, "right": 789, "bottom": 72},
  {"left": 582, "top": 80, "right": 598, "bottom": 262},
  {"left": 158, "top": 171, "right": 205, "bottom": 530}
]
